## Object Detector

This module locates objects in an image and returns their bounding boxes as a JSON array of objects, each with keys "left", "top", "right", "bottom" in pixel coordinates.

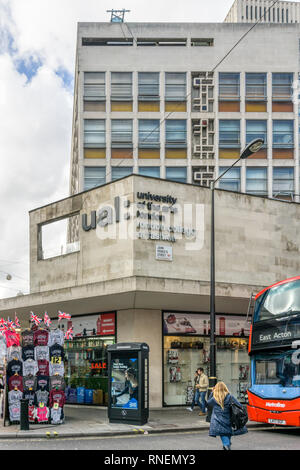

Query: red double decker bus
[{"left": 247, "top": 276, "right": 300, "bottom": 427}]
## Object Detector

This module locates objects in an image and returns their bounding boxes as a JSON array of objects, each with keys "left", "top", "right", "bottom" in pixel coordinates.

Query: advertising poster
[
  {"left": 52, "top": 312, "right": 115, "bottom": 337},
  {"left": 163, "top": 312, "right": 250, "bottom": 337},
  {"left": 111, "top": 356, "right": 139, "bottom": 410}
]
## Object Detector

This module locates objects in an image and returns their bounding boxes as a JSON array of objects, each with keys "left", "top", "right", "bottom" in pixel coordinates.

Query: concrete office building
[
  {"left": 1, "top": 175, "right": 300, "bottom": 407},
  {"left": 225, "top": 0, "right": 300, "bottom": 24},
  {"left": 70, "top": 21, "right": 300, "bottom": 206}
]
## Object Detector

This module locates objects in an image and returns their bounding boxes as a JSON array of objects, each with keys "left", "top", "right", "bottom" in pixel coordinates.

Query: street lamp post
[{"left": 208, "top": 138, "right": 264, "bottom": 392}]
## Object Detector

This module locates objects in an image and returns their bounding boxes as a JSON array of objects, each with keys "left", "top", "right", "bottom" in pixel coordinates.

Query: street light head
[{"left": 240, "top": 138, "right": 264, "bottom": 159}]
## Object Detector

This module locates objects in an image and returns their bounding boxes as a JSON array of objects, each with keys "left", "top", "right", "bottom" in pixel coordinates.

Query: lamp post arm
[{"left": 212, "top": 157, "right": 242, "bottom": 188}]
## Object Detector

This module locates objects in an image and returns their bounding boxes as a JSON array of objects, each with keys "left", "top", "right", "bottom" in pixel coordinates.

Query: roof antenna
[{"left": 107, "top": 9, "right": 130, "bottom": 23}]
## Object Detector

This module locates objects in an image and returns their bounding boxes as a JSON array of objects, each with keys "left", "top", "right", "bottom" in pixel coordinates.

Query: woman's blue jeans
[{"left": 220, "top": 435, "right": 231, "bottom": 448}]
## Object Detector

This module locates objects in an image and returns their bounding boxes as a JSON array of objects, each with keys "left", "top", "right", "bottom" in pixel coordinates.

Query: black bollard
[{"left": 20, "top": 398, "right": 29, "bottom": 431}]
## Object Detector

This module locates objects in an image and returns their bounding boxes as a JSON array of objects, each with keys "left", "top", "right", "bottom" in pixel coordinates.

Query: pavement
[{"left": 0, "top": 405, "right": 266, "bottom": 439}]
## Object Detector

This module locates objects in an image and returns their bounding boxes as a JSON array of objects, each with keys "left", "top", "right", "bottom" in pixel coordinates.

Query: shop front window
[{"left": 163, "top": 312, "right": 250, "bottom": 406}]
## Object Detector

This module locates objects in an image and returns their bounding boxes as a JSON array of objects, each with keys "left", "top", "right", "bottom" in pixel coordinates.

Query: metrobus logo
[{"left": 265, "top": 402, "right": 285, "bottom": 408}]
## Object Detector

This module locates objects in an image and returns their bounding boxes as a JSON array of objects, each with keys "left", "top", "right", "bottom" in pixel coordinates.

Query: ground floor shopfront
[{"left": 58, "top": 309, "right": 250, "bottom": 407}]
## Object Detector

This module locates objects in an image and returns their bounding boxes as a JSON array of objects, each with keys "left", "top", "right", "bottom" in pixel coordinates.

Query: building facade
[
  {"left": 1, "top": 175, "right": 300, "bottom": 407},
  {"left": 70, "top": 21, "right": 300, "bottom": 204},
  {"left": 224, "top": 0, "right": 300, "bottom": 24}
]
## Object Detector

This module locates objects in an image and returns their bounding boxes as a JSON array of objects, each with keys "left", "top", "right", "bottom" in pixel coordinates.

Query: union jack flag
[
  {"left": 0, "top": 319, "right": 7, "bottom": 328},
  {"left": 58, "top": 311, "right": 71, "bottom": 321},
  {"left": 14, "top": 314, "right": 20, "bottom": 328},
  {"left": 64, "top": 327, "right": 73, "bottom": 340},
  {"left": 7, "top": 317, "right": 16, "bottom": 330},
  {"left": 44, "top": 312, "right": 52, "bottom": 327},
  {"left": 30, "top": 311, "right": 42, "bottom": 325}
]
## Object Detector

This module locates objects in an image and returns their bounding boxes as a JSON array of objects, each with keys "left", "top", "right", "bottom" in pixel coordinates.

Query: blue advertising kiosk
[{"left": 107, "top": 343, "right": 149, "bottom": 425}]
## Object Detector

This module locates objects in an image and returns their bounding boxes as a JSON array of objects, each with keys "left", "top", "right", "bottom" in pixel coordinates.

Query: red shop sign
[
  {"left": 91, "top": 362, "right": 107, "bottom": 370},
  {"left": 97, "top": 313, "right": 115, "bottom": 336}
]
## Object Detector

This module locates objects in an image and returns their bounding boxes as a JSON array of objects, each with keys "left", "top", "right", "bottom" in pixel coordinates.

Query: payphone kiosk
[{"left": 107, "top": 343, "right": 149, "bottom": 425}]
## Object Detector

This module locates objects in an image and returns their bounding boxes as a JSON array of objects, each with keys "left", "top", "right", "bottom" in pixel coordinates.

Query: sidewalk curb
[{"left": 0, "top": 422, "right": 267, "bottom": 440}]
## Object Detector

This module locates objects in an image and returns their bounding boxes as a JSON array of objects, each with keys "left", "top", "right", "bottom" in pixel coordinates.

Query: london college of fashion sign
[{"left": 82, "top": 191, "right": 204, "bottom": 252}]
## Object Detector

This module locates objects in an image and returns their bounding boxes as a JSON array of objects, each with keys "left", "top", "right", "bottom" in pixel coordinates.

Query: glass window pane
[
  {"left": 273, "top": 167, "right": 294, "bottom": 195},
  {"left": 84, "top": 167, "right": 106, "bottom": 190},
  {"left": 111, "top": 120, "right": 133, "bottom": 144},
  {"left": 272, "top": 73, "right": 293, "bottom": 98},
  {"left": 219, "top": 167, "right": 241, "bottom": 191},
  {"left": 138, "top": 72, "right": 159, "bottom": 99},
  {"left": 246, "top": 167, "right": 267, "bottom": 195},
  {"left": 165, "top": 73, "right": 186, "bottom": 100},
  {"left": 139, "top": 120, "right": 160, "bottom": 146},
  {"left": 219, "top": 120, "right": 240, "bottom": 147},
  {"left": 246, "top": 73, "right": 266, "bottom": 99},
  {"left": 111, "top": 72, "right": 132, "bottom": 99},
  {"left": 166, "top": 167, "right": 187, "bottom": 183},
  {"left": 139, "top": 167, "right": 160, "bottom": 178},
  {"left": 219, "top": 73, "right": 240, "bottom": 99},
  {"left": 111, "top": 167, "right": 133, "bottom": 181},
  {"left": 165, "top": 120, "right": 186, "bottom": 145},
  {"left": 84, "top": 120, "right": 106, "bottom": 147},
  {"left": 84, "top": 72, "right": 105, "bottom": 100},
  {"left": 273, "top": 120, "right": 294, "bottom": 147},
  {"left": 246, "top": 120, "right": 267, "bottom": 145}
]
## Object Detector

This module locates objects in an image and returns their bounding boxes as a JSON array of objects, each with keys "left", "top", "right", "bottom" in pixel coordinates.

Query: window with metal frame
[
  {"left": 165, "top": 73, "right": 186, "bottom": 101},
  {"left": 219, "top": 120, "right": 240, "bottom": 148},
  {"left": 138, "top": 73, "right": 159, "bottom": 101},
  {"left": 84, "top": 120, "right": 106, "bottom": 148},
  {"left": 138, "top": 120, "right": 160, "bottom": 148},
  {"left": 111, "top": 120, "right": 133, "bottom": 147},
  {"left": 273, "top": 120, "right": 294, "bottom": 148},
  {"left": 246, "top": 73, "right": 267, "bottom": 100},
  {"left": 246, "top": 120, "right": 267, "bottom": 146},
  {"left": 272, "top": 167, "right": 294, "bottom": 197},
  {"left": 165, "top": 120, "right": 187, "bottom": 147},
  {"left": 111, "top": 167, "right": 133, "bottom": 181},
  {"left": 84, "top": 72, "right": 105, "bottom": 101},
  {"left": 246, "top": 167, "right": 268, "bottom": 195},
  {"left": 111, "top": 72, "right": 132, "bottom": 100},
  {"left": 138, "top": 167, "right": 160, "bottom": 178},
  {"left": 272, "top": 73, "right": 293, "bottom": 99},
  {"left": 219, "top": 73, "right": 240, "bottom": 100},
  {"left": 218, "top": 167, "right": 241, "bottom": 192},
  {"left": 84, "top": 167, "right": 106, "bottom": 190},
  {"left": 165, "top": 167, "right": 187, "bottom": 183}
]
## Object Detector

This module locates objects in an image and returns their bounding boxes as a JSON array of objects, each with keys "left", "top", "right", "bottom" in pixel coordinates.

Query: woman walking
[{"left": 207, "top": 381, "right": 247, "bottom": 450}]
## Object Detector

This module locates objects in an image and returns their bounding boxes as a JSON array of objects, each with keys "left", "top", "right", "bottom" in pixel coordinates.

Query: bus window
[
  {"left": 255, "top": 351, "right": 300, "bottom": 387},
  {"left": 254, "top": 279, "right": 300, "bottom": 322}
]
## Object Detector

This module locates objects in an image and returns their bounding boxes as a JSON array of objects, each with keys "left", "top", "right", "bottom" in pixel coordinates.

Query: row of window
[
  {"left": 84, "top": 166, "right": 187, "bottom": 190},
  {"left": 219, "top": 167, "right": 295, "bottom": 197},
  {"left": 219, "top": 73, "right": 294, "bottom": 101},
  {"left": 83, "top": 166, "right": 296, "bottom": 197},
  {"left": 84, "top": 72, "right": 295, "bottom": 102},
  {"left": 219, "top": 120, "right": 294, "bottom": 148},
  {"left": 84, "top": 119, "right": 186, "bottom": 148},
  {"left": 245, "top": 5, "right": 294, "bottom": 23},
  {"left": 84, "top": 119, "right": 295, "bottom": 149}
]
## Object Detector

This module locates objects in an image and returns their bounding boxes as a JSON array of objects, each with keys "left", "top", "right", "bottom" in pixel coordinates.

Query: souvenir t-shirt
[
  {"left": 28, "top": 405, "right": 35, "bottom": 423},
  {"left": 22, "top": 359, "right": 38, "bottom": 377},
  {"left": 49, "top": 343, "right": 64, "bottom": 361},
  {"left": 4, "top": 330, "right": 20, "bottom": 348},
  {"left": 34, "top": 346, "right": 49, "bottom": 361},
  {"left": 49, "top": 389, "right": 65, "bottom": 408},
  {"left": 50, "top": 375, "right": 66, "bottom": 391},
  {"left": 8, "top": 389, "right": 23, "bottom": 404},
  {"left": 22, "top": 345, "right": 35, "bottom": 362},
  {"left": 48, "top": 329, "right": 64, "bottom": 347},
  {"left": 35, "top": 405, "right": 49, "bottom": 423},
  {"left": 36, "top": 375, "right": 50, "bottom": 391},
  {"left": 21, "top": 329, "right": 34, "bottom": 347},
  {"left": 50, "top": 406, "right": 63, "bottom": 425},
  {"left": 9, "top": 403, "right": 20, "bottom": 422},
  {"left": 23, "top": 389, "right": 35, "bottom": 406},
  {"left": 23, "top": 375, "right": 37, "bottom": 392},
  {"left": 7, "top": 359, "right": 23, "bottom": 377},
  {"left": 33, "top": 329, "right": 49, "bottom": 347},
  {"left": 8, "top": 375, "right": 23, "bottom": 392},
  {"left": 7, "top": 346, "right": 22, "bottom": 362},
  {"left": 35, "top": 389, "right": 49, "bottom": 406},
  {"left": 49, "top": 362, "right": 64, "bottom": 377},
  {"left": 37, "top": 360, "right": 49, "bottom": 377}
]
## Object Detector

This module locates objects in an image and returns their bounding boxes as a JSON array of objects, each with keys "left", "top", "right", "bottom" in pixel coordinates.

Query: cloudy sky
[{"left": 0, "top": 0, "right": 249, "bottom": 299}]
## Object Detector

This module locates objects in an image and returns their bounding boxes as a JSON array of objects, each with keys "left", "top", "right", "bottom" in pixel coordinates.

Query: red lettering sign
[{"left": 97, "top": 313, "right": 115, "bottom": 336}]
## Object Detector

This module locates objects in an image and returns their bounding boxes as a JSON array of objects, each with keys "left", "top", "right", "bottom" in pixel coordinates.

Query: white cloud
[{"left": 0, "top": 0, "right": 239, "bottom": 299}]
